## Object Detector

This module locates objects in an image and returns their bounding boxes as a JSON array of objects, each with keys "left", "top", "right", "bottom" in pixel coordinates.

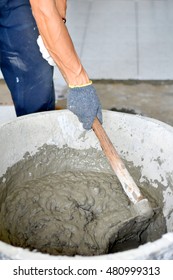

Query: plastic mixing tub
[{"left": 0, "top": 110, "right": 173, "bottom": 260}]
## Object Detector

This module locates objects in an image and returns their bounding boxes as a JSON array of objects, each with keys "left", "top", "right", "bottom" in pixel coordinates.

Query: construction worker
[{"left": 0, "top": 0, "right": 102, "bottom": 130}]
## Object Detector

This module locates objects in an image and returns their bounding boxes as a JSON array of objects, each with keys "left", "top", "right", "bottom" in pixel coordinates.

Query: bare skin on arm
[
  {"left": 29, "top": 0, "right": 90, "bottom": 86},
  {"left": 55, "top": 0, "right": 67, "bottom": 20}
]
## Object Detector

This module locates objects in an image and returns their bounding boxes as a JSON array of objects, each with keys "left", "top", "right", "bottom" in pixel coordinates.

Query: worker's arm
[
  {"left": 29, "top": 0, "right": 102, "bottom": 130},
  {"left": 55, "top": 0, "right": 67, "bottom": 21},
  {"left": 29, "top": 0, "right": 90, "bottom": 86}
]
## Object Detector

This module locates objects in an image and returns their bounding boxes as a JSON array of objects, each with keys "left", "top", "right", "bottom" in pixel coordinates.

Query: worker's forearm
[
  {"left": 55, "top": 0, "right": 67, "bottom": 20},
  {"left": 29, "top": 0, "right": 90, "bottom": 86}
]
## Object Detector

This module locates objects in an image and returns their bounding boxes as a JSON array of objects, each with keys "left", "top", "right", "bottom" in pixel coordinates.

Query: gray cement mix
[{"left": 0, "top": 145, "right": 166, "bottom": 256}]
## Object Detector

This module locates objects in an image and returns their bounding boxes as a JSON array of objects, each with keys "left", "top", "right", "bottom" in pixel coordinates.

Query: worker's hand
[
  {"left": 37, "top": 35, "right": 56, "bottom": 66},
  {"left": 67, "top": 84, "right": 102, "bottom": 130}
]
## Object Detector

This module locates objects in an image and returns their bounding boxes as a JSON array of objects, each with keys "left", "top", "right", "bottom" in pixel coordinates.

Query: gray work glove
[{"left": 67, "top": 84, "right": 102, "bottom": 130}]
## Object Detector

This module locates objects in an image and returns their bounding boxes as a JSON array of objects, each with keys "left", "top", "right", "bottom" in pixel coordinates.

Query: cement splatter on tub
[{"left": 0, "top": 145, "right": 166, "bottom": 256}]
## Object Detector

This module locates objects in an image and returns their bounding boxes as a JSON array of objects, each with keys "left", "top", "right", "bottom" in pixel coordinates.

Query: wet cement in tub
[{"left": 0, "top": 145, "right": 166, "bottom": 256}]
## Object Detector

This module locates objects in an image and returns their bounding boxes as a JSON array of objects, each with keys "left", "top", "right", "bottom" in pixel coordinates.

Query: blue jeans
[{"left": 0, "top": 1, "right": 55, "bottom": 116}]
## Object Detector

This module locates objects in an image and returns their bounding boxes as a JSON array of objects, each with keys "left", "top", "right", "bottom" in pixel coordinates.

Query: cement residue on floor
[
  {"left": 94, "top": 80, "right": 173, "bottom": 127},
  {"left": 1, "top": 79, "right": 173, "bottom": 127},
  {"left": 0, "top": 145, "right": 166, "bottom": 256}
]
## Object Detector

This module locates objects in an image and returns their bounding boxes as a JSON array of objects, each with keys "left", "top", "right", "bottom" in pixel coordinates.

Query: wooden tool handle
[{"left": 92, "top": 117, "right": 144, "bottom": 204}]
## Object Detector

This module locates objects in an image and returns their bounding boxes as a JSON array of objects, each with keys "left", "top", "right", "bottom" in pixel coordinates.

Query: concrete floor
[
  {"left": 0, "top": 79, "right": 173, "bottom": 127},
  {"left": 95, "top": 80, "right": 173, "bottom": 127}
]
